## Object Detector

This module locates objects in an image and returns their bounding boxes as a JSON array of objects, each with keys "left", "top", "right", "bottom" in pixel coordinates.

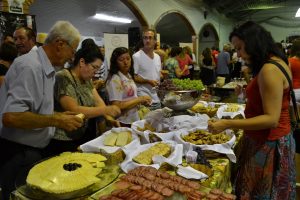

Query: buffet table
[
  {"left": 207, "top": 80, "right": 247, "bottom": 103},
  {"left": 10, "top": 156, "right": 235, "bottom": 199},
  {"left": 10, "top": 101, "right": 244, "bottom": 200},
  {"left": 11, "top": 133, "right": 243, "bottom": 200}
]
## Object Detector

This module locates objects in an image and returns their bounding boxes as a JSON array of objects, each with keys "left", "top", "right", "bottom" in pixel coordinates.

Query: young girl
[{"left": 106, "top": 47, "right": 151, "bottom": 126}]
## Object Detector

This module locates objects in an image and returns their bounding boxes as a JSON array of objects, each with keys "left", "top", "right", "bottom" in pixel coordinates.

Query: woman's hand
[
  {"left": 105, "top": 115, "right": 121, "bottom": 127},
  {"left": 93, "top": 79, "right": 105, "bottom": 90},
  {"left": 208, "top": 119, "right": 229, "bottom": 134},
  {"left": 183, "top": 65, "right": 189, "bottom": 72},
  {"left": 139, "top": 96, "right": 152, "bottom": 106},
  {"left": 104, "top": 105, "right": 121, "bottom": 117}
]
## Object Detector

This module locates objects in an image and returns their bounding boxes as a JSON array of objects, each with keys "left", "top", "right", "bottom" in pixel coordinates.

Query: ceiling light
[
  {"left": 296, "top": 8, "right": 300, "bottom": 17},
  {"left": 93, "top": 14, "right": 132, "bottom": 23}
]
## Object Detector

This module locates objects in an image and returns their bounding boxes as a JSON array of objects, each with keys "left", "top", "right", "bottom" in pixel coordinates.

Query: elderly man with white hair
[{"left": 0, "top": 21, "right": 83, "bottom": 200}]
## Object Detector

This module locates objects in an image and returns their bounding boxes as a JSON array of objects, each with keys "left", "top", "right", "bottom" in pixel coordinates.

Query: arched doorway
[
  {"left": 198, "top": 23, "right": 219, "bottom": 55},
  {"left": 120, "top": 0, "right": 148, "bottom": 28},
  {"left": 155, "top": 11, "right": 196, "bottom": 47}
]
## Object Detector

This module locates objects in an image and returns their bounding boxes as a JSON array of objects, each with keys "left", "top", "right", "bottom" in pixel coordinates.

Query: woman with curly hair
[{"left": 208, "top": 21, "right": 296, "bottom": 199}]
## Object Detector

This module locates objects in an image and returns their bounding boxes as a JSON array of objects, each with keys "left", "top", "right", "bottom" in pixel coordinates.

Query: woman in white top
[{"left": 106, "top": 47, "right": 152, "bottom": 126}]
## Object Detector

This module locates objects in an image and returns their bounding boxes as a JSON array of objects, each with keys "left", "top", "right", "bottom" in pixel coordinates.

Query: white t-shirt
[{"left": 133, "top": 50, "right": 161, "bottom": 103}]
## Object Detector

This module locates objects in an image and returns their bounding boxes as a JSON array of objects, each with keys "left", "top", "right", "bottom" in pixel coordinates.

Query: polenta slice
[
  {"left": 116, "top": 131, "right": 130, "bottom": 146},
  {"left": 133, "top": 143, "right": 171, "bottom": 165},
  {"left": 104, "top": 132, "right": 118, "bottom": 146}
]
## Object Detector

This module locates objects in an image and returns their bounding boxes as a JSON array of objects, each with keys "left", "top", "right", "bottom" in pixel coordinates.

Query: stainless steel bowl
[{"left": 157, "top": 89, "right": 203, "bottom": 111}]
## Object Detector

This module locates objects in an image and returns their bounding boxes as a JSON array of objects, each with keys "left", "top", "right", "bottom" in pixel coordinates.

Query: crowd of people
[{"left": 0, "top": 20, "right": 299, "bottom": 200}]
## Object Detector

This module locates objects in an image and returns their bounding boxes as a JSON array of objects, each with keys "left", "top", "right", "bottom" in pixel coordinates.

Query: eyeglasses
[
  {"left": 143, "top": 36, "right": 155, "bottom": 40},
  {"left": 90, "top": 63, "right": 100, "bottom": 71}
]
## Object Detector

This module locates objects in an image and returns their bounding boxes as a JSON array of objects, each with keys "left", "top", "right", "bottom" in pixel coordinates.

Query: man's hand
[
  {"left": 54, "top": 111, "right": 84, "bottom": 132},
  {"left": 148, "top": 80, "right": 159, "bottom": 87}
]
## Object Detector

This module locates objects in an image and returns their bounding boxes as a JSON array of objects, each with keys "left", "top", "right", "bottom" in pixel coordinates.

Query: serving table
[{"left": 11, "top": 102, "right": 244, "bottom": 200}]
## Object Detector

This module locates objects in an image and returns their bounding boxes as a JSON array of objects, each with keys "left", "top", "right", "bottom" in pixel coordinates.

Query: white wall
[
  {"left": 29, "top": 0, "right": 140, "bottom": 37},
  {"left": 260, "top": 23, "right": 300, "bottom": 42},
  {"left": 131, "top": 0, "right": 233, "bottom": 50}
]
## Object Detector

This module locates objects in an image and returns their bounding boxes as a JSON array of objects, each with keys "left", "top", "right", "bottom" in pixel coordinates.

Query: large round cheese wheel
[{"left": 26, "top": 152, "right": 106, "bottom": 194}]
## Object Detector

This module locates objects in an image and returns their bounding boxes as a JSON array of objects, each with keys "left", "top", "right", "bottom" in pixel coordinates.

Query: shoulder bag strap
[{"left": 267, "top": 60, "right": 300, "bottom": 125}]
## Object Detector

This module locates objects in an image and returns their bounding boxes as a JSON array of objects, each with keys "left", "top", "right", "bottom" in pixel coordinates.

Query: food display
[
  {"left": 190, "top": 102, "right": 219, "bottom": 117},
  {"left": 19, "top": 101, "right": 244, "bottom": 200},
  {"left": 182, "top": 130, "right": 231, "bottom": 145},
  {"left": 159, "top": 78, "right": 204, "bottom": 91},
  {"left": 100, "top": 166, "right": 205, "bottom": 200},
  {"left": 103, "top": 131, "right": 132, "bottom": 147},
  {"left": 216, "top": 104, "right": 245, "bottom": 120},
  {"left": 186, "top": 147, "right": 214, "bottom": 177},
  {"left": 26, "top": 152, "right": 106, "bottom": 194},
  {"left": 136, "top": 121, "right": 156, "bottom": 132},
  {"left": 157, "top": 79, "right": 204, "bottom": 111},
  {"left": 80, "top": 127, "right": 140, "bottom": 154},
  {"left": 224, "top": 104, "right": 240, "bottom": 112},
  {"left": 133, "top": 143, "right": 171, "bottom": 165}
]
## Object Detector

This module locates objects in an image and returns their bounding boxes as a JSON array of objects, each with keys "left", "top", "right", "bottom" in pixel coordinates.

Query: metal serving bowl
[{"left": 157, "top": 89, "right": 204, "bottom": 111}]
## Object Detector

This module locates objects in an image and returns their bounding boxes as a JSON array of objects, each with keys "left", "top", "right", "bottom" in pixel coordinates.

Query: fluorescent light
[
  {"left": 94, "top": 14, "right": 132, "bottom": 23},
  {"left": 296, "top": 8, "right": 300, "bottom": 17}
]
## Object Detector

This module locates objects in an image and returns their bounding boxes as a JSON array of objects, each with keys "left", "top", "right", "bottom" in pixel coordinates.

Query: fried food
[{"left": 182, "top": 130, "right": 231, "bottom": 145}]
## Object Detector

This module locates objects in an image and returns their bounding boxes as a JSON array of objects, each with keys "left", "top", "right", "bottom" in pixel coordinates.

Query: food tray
[{"left": 16, "top": 162, "right": 120, "bottom": 200}]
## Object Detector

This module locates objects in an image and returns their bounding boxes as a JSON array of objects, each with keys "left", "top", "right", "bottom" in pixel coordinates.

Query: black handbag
[{"left": 268, "top": 60, "right": 300, "bottom": 152}]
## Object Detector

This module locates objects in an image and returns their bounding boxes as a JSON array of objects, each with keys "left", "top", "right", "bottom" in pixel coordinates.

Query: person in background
[
  {"left": 286, "top": 44, "right": 292, "bottom": 57},
  {"left": 208, "top": 21, "right": 295, "bottom": 199},
  {"left": 133, "top": 28, "right": 162, "bottom": 110},
  {"left": 161, "top": 43, "right": 171, "bottom": 59},
  {"left": 81, "top": 39, "right": 106, "bottom": 91},
  {"left": 176, "top": 47, "right": 193, "bottom": 79},
  {"left": 13, "top": 26, "right": 37, "bottom": 55},
  {"left": 289, "top": 39, "right": 300, "bottom": 159},
  {"left": 154, "top": 48, "right": 169, "bottom": 78},
  {"left": 0, "top": 42, "right": 18, "bottom": 86},
  {"left": 0, "top": 21, "right": 84, "bottom": 200},
  {"left": 289, "top": 39, "right": 300, "bottom": 97},
  {"left": 82, "top": 41, "right": 111, "bottom": 134},
  {"left": 94, "top": 45, "right": 109, "bottom": 101},
  {"left": 200, "top": 47, "right": 216, "bottom": 85},
  {"left": 183, "top": 46, "right": 196, "bottom": 79},
  {"left": 211, "top": 46, "right": 219, "bottom": 66},
  {"left": 1, "top": 33, "right": 14, "bottom": 44},
  {"left": 48, "top": 46, "right": 121, "bottom": 155},
  {"left": 106, "top": 47, "right": 151, "bottom": 126},
  {"left": 276, "top": 42, "right": 285, "bottom": 55},
  {"left": 154, "top": 48, "right": 166, "bottom": 69},
  {"left": 165, "top": 46, "right": 188, "bottom": 79},
  {"left": 216, "top": 44, "right": 231, "bottom": 83}
]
